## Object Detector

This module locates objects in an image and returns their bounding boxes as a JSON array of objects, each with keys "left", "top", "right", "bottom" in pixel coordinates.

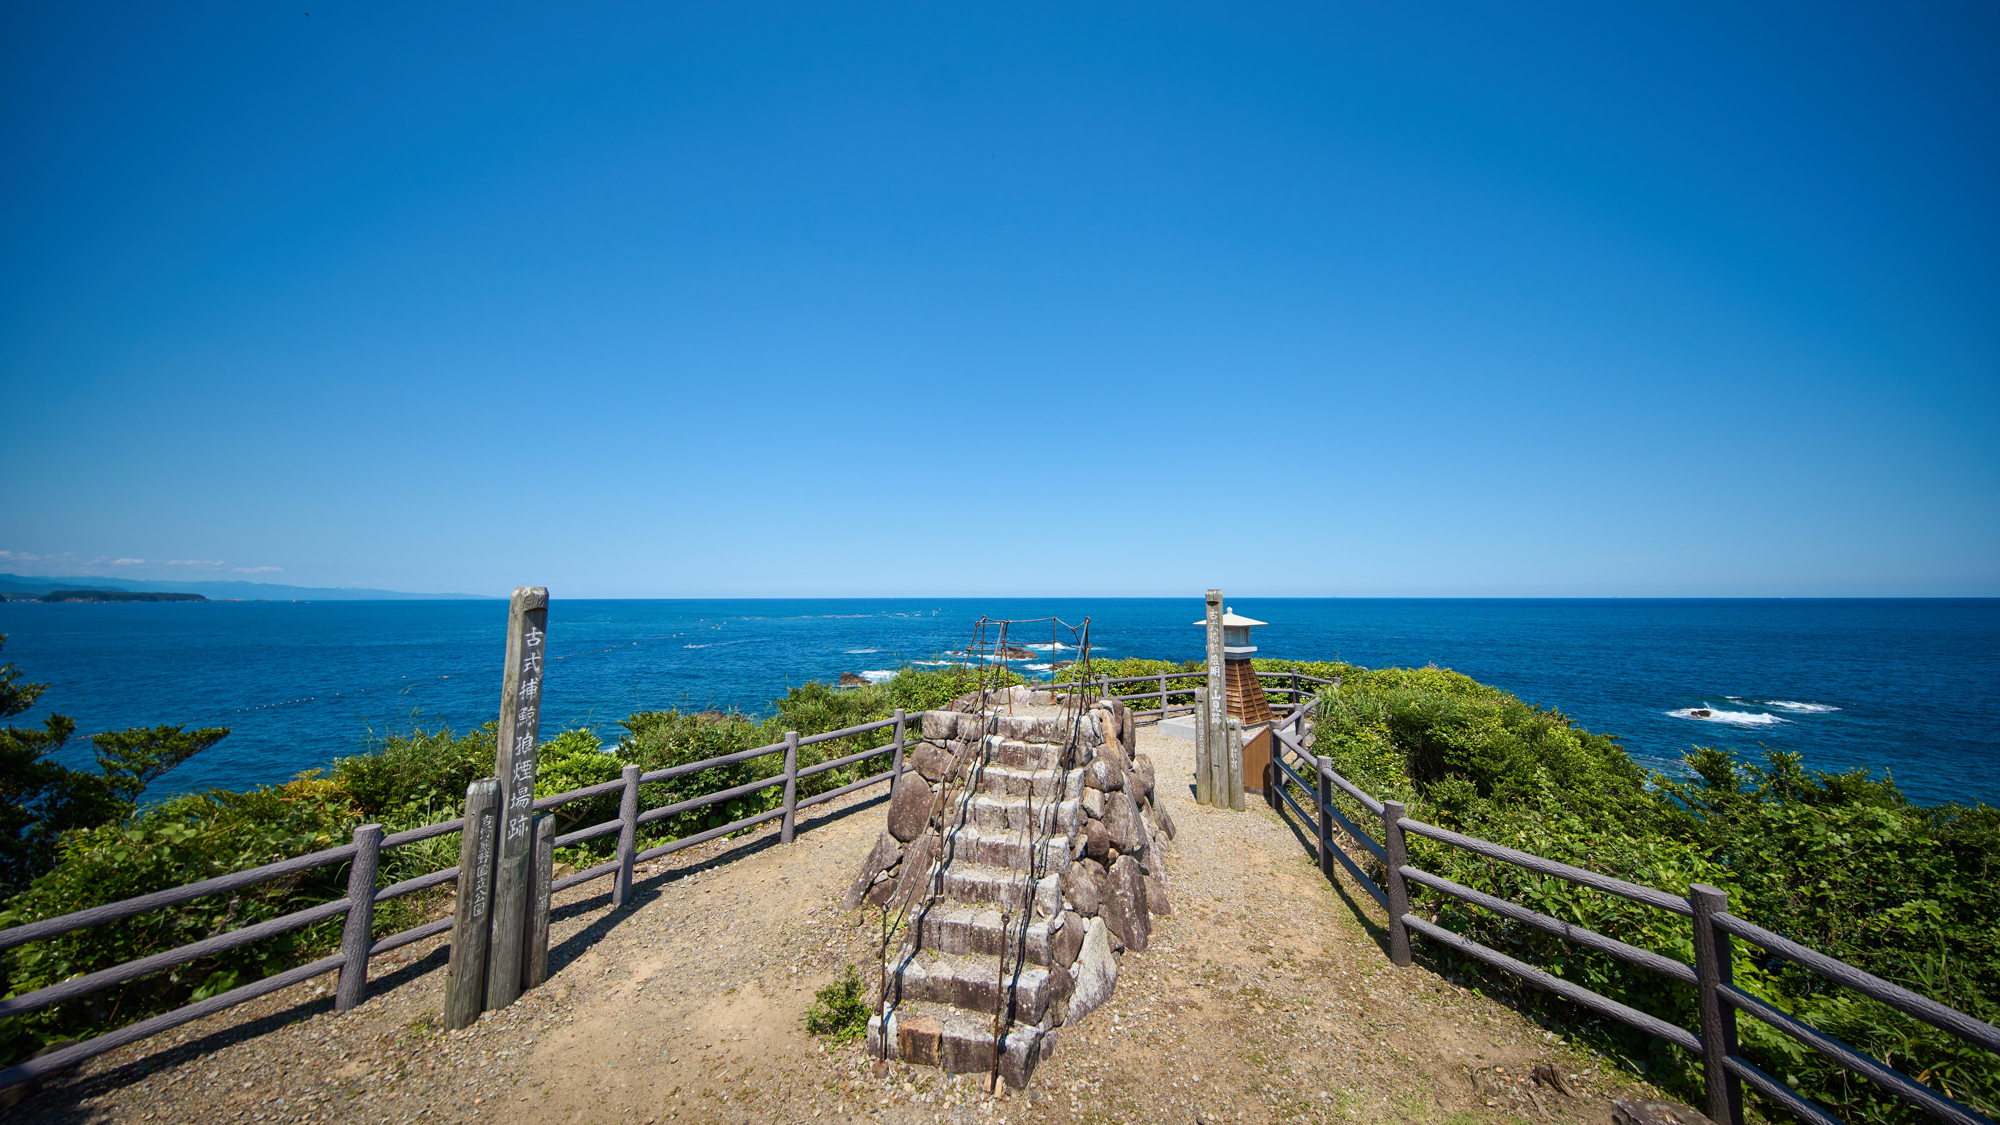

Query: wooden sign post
[
  {"left": 485, "top": 587, "right": 550, "bottom": 1010},
  {"left": 1193, "top": 687, "right": 1213, "bottom": 807},
  {"left": 1204, "top": 590, "right": 1233, "bottom": 807},
  {"left": 443, "top": 778, "right": 500, "bottom": 1029}
]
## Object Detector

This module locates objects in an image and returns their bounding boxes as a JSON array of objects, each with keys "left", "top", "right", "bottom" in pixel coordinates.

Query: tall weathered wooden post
[
  {"left": 1204, "top": 590, "right": 1225, "bottom": 804},
  {"left": 485, "top": 587, "right": 550, "bottom": 1010},
  {"left": 443, "top": 778, "right": 500, "bottom": 1029}
]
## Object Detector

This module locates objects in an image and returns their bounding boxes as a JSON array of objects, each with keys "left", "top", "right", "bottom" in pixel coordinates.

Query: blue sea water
[{"left": 0, "top": 598, "right": 1993, "bottom": 808}]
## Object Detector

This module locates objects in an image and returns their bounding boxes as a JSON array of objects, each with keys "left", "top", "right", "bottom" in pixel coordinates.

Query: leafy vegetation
[
  {"left": 0, "top": 659, "right": 1009, "bottom": 1066},
  {"left": 1305, "top": 664, "right": 1999, "bottom": 1125},
  {"left": 804, "top": 964, "right": 870, "bottom": 1045}
]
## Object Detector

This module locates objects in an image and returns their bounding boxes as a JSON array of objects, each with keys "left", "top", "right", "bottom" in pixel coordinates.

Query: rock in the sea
[
  {"left": 1066, "top": 917, "right": 1117, "bottom": 1025},
  {"left": 1101, "top": 855, "right": 1151, "bottom": 952},
  {"left": 841, "top": 831, "right": 904, "bottom": 910},
  {"left": 839, "top": 671, "right": 870, "bottom": 687},
  {"left": 1063, "top": 859, "right": 1104, "bottom": 916},
  {"left": 1103, "top": 788, "right": 1143, "bottom": 853},
  {"left": 886, "top": 772, "right": 933, "bottom": 842},
  {"left": 910, "top": 743, "right": 954, "bottom": 784}
]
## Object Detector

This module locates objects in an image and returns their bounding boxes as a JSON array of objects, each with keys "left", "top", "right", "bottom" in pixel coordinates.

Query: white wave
[
  {"left": 844, "top": 648, "right": 878, "bottom": 654},
  {"left": 1024, "top": 663, "right": 1052, "bottom": 672},
  {"left": 1765, "top": 700, "right": 1841, "bottom": 714},
  {"left": 913, "top": 660, "right": 953, "bottom": 667},
  {"left": 860, "top": 670, "right": 896, "bottom": 683},
  {"left": 1023, "top": 642, "right": 1071, "bottom": 652},
  {"left": 1666, "top": 704, "right": 1787, "bottom": 726}
]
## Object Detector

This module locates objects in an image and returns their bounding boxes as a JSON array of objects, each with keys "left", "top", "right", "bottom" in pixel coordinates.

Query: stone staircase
[{"left": 852, "top": 687, "right": 1172, "bottom": 1089}]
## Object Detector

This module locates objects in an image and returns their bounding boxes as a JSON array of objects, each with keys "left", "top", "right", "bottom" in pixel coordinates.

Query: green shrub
[
  {"left": 804, "top": 965, "right": 870, "bottom": 1044},
  {"left": 1309, "top": 668, "right": 2000, "bottom": 1125}
]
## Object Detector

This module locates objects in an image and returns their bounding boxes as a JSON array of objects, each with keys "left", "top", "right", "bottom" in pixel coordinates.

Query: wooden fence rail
[
  {"left": 1262, "top": 701, "right": 2000, "bottom": 1125},
  {"left": 0, "top": 709, "right": 913, "bottom": 1091}
]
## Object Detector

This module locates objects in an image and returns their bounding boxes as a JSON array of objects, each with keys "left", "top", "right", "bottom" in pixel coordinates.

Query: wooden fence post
[
  {"left": 1158, "top": 670, "right": 1168, "bottom": 717},
  {"left": 781, "top": 731, "right": 800, "bottom": 845},
  {"left": 1194, "top": 687, "right": 1213, "bottom": 807},
  {"left": 1692, "top": 883, "right": 1745, "bottom": 1125},
  {"left": 613, "top": 764, "right": 641, "bottom": 906},
  {"left": 335, "top": 823, "right": 382, "bottom": 1011},
  {"left": 525, "top": 814, "right": 554, "bottom": 990},
  {"left": 1382, "top": 799, "right": 1411, "bottom": 967},
  {"left": 444, "top": 778, "right": 500, "bottom": 1029},
  {"left": 486, "top": 587, "right": 550, "bottom": 1012},
  {"left": 1315, "top": 756, "right": 1336, "bottom": 884},
  {"left": 891, "top": 709, "right": 906, "bottom": 780}
]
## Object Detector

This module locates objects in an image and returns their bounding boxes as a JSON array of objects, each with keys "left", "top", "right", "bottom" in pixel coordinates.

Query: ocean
[{"left": 0, "top": 598, "right": 1993, "bottom": 808}]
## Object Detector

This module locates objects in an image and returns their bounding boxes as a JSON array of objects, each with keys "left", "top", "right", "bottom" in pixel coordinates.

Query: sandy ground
[{"left": 12, "top": 719, "right": 1683, "bottom": 1125}]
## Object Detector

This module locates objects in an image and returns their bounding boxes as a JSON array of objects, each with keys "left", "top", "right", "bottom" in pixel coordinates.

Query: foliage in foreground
[
  {"left": 804, "top": 965, "right": 870, "bottom": 1045},
  {"left": 1306, "top": 665, "right": 1999, "bottom": 1125}
]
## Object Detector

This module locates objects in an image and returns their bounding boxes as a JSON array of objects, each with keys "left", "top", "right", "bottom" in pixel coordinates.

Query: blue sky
[{"left": 3, "top": 2, "right": 1995, "bottom": 598}]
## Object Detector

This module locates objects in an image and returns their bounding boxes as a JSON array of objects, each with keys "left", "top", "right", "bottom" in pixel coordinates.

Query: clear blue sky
[{"left": 3, "top": 3, "right": 1995, "bottom": 598}]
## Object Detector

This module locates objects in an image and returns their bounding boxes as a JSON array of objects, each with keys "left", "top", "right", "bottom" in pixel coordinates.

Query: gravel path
[{"left": 13, "top": 718, "right": 1680, "bottom": 1125}]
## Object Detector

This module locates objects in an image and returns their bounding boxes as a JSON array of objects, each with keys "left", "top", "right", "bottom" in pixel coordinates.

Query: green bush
[
  {"left": 804, "top": 964, "right": 870, "bottom": 1044},
  {"left": 1308, "top": 667, "right": 2000, "bottom": 1125}
]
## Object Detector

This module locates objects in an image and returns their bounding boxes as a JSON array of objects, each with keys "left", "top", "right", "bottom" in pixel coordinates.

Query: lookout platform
[{"left": 10, "top": 719, "right": 1679, "bottom": 1125}]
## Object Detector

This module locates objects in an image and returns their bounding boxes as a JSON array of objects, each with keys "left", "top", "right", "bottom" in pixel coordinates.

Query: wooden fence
[
  {"left": 0, "top": 710, "right": 913, "bottom": 1091},
  {"left": 1255, "top": 701, "right": 1999, "bottom": 1125}
]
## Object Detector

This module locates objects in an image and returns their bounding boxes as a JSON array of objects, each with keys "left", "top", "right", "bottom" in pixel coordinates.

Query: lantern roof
[{"left": 1192, "top": 609, "right": 1267, "bottom": 627}]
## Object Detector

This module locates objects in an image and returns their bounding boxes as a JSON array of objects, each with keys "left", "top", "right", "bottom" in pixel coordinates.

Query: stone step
[
  {"left": 866, "top": 1001, "right": 1048, "bottom": 1088},
  {"left": 914, "top": 905, "right": 1065, "bottom": 966},
  {"left": 937, "top": 824, "right": 1072, "bottom": 872},
  {"left": 883, "top": 950, "right": 1055, "bottom": 1024},
  {"left": 963, "top": 764, "right": 1084, "bottom": 802},
  {"left": 982, "top": 738, "right": 1074, "bottom": 772},
  {"left": 936, "top": 863, "right": 1062, "bottom": 915},
  {"left": 953, "top": 793, "right": 1081, "bottom": 836}
]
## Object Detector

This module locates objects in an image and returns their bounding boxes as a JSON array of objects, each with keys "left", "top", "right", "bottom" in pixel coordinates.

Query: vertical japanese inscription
[{"left": 485, "top": 586, "right": 549, "bottom": 1009}]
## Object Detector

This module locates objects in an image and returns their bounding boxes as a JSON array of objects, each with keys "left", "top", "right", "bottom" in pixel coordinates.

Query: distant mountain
[{"left": 0, "top": 574, "right": 496, "bottom": 601}]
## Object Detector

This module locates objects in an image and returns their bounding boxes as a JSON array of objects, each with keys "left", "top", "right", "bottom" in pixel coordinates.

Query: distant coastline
[
  {"left": 0, "top": 572, "right": 496, "bottom": 602},
  {"left": 26, "top": 589, "right": 206, "bottom": 603}
]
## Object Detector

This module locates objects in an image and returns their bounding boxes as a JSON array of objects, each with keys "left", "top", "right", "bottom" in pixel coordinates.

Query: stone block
[
  {"left": 911, "top": 743, "right": 955, "bottom": 783},
  {"left": 1066, "top": 918, "right": 1117, "bottom": 1024},
  {"left": 1145, "top": 870, "right": 1171, "bottom": 915},
  {"left": 1103, "top": 788, "right": 1143, "bottom": 853},
  {"left": 1129, "top": 753, "right": 1156, "bottom": 800},
  {"left": 1081, "top": 818, "right": 1110, "bottom": 863},
  {"left": 1085, "top": 754, "right": 1125, "bottom": 793},
  {"left": 1080, "top": 788, "right": 1105, "bottom": 820},
  {"left": 842, "top": 830, "right": 904, "bottom": 910},
  {"left": 921, "top": 711, "right": 958, "bottom": 741},
  {"left": 887, "top": 772, "right": 933, "bottom": 842},
  {"left": 1063, "top": 858, "right": 1104, "bottom": 916},
  {"left": 889, "top": 833, "right": 938, "bottom": 912},
  {"left": 898, "top": 1015, "right": 943, "bottom": 1067},
  {"left": 1102, "top": 855, "right": 1150, "bottom": 952},
  {"left": 1053, "top": 909, "right": 1085, "bottom": 968}
]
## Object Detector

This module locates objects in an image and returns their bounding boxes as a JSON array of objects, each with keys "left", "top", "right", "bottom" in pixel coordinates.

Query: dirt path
[{"left": 16, "top": 721, "right": 1679, "bottom": 1125}]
